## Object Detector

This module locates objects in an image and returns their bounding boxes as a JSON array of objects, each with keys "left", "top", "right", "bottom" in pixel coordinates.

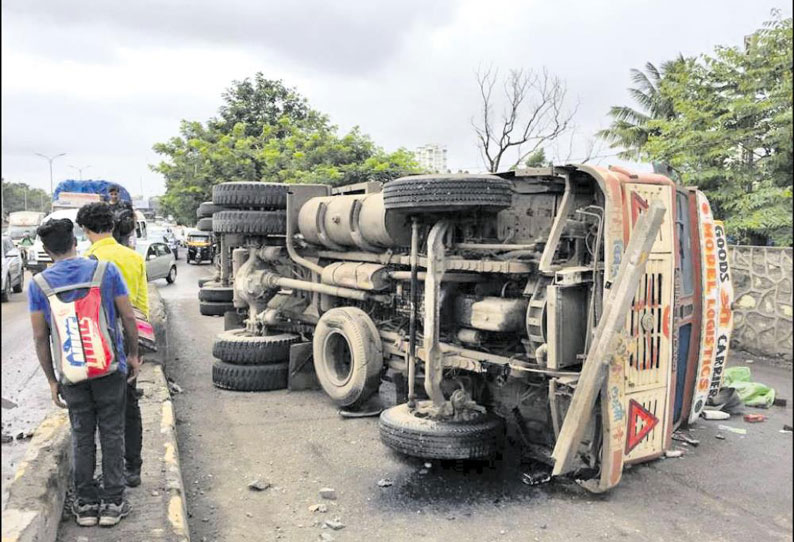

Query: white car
[
  {"left": 136, "top": 240, "right": 177, "bottom": 284},
  {"left": 2, "top": 235, "right": 25, "bottom": 302},
  {"left": 147, "top": 225, "right": 180, "bottom": 260}
]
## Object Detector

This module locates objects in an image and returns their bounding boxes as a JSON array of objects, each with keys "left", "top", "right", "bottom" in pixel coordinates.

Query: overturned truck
[{"left": 199, "top": 165, "right": 733, "bottom": 492}]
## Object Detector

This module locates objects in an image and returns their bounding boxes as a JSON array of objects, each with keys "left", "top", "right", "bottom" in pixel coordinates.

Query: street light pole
[
  {"left": 34, "top": 152, "right": 66, "bottom": 198},
  {"left": 68, "top": 164, "right": 91, "bottom": 180}
]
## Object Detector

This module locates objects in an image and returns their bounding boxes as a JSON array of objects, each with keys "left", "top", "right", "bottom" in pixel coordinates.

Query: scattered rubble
[
  {"left": 309, "top": 504, "right": 328, "bottom": 513},
  {"left": 319, "top": 488, "right": 337, "bottom": 500},
  {"left": 248, "top": 478, "right": 271, "bottom": 491},
  {"left": 324, "top": 518, "right": 345, "bottom": 530},
  {"left": 521, "top": 470, "right": 551, "bottom": 486},
  {"left": 319, "top": 533, "right": 335, "bottom": 541},
  {"left": 715, "top": 434, "right": 726, "bottom": 440},
  {"left": 665, "top": 450, "right": 684, "bottom": 458},
  {"left": 672, "top": 431, "right": 700, "bottom": 447},
  {"left": 376, "top": 478, "right": 393, "bottom": 488}
]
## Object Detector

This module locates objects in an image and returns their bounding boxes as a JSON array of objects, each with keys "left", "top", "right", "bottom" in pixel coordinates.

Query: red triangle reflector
[{"left": 625, "top": 399, "right": 659, "bottom": 454}]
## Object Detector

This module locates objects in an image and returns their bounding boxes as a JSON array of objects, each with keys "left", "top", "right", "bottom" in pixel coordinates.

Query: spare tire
[
  {"left": 213, "top": 210, "right": 286, "bottom": 235},
  {"left": 197, "top": 201, "right": 227, "bottom": 219},
  {"left": 212, "top": 182, "right": 288, "bottom": 209},
  {"left": 212, "top": 330, "right": 299, "bottom": 365},
  {"left": 212, "top": 360, "right": 288, "bottom": 391},
  {"left": 383, "top": 174, "right": 512, "bottom": 213},
  {"left": 313, "top": 307, "right": 382, "bottom": 409},
  {"left": 199, "top": 284, "right": 234, "bottom": 303},
  {"left": 196, "top": 217, "right": 214, "bottom": 232},
  {"left": 379, "top": 403, "right": 503, "bottom": 460},
  {"left": 199, "top": 300, "right": 235, "bottom": 316}
]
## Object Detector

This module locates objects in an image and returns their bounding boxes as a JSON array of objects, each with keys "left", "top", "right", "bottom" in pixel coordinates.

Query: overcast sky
[{"left": 2, "top": 0, "right": 791, "bottom": 198}]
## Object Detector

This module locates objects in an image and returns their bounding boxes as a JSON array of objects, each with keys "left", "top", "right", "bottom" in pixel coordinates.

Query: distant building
[{"left": 415, "top": 144, "right": 448, "bottom": 173}]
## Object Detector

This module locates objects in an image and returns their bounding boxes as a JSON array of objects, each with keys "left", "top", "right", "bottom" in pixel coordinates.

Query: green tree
[
  {"left": 596, "top": 56, "right": 686, "bottom": 160},
  {"left": 1, "top": 179, "right": 52, "bottom": 220},
  {"left": 523, "top": 148, "right": 548, "bottom": 167},
  {"left": 151, "top": 75, "right": 420, "bottom": 225},
  {"left": 643, "top": 13, "right": 792, "bottom": 245}
]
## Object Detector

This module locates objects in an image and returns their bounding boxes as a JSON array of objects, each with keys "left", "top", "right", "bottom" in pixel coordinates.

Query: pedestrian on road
[
  {"left": 107, "top": 184, "right": 135, "bottom": 248},
  {"left": 28, "top": 218, "right": 140, "bottom": 527},
  {"left": 77, "top": 202, "right": 148, "bottom": 488}
]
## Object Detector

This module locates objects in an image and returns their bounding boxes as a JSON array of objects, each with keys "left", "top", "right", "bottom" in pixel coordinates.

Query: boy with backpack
[{"left": 28, "top": 218, "right": 140, "bottom": 527}]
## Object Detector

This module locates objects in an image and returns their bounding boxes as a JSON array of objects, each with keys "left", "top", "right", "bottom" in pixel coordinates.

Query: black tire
[
  {"left": 165, "top": 266, "right": 177, "bottom": 284},
  {"left": 313, "top": 307, "right": 383, "bottom": 408},
  {"left": 197, "top": 277, "right": 215, "bottom": 288},
  {"left": 12, "top": 273, "right": 23, "bottom": 294},
  {"left": 199, "top": 300, "right": 235, "bottom": 316},
  {"left": 223, "top": 310, "right": 244, "bottom": 331},
  {"left": 379, "top": 403, "right": 503, "bottom": 460},
  {"left": 383, "top": 174, "right": 512, "bottom": 213},
  {"left": 212, "top": 210, "right": 286, "bottom": 235},
  {"left": 213, "top": 330, "right": 299, "bottom": 365},
  {"left": 196, "top": 217, "right": 214, "bottom": 232},
  {"left": 212, "top": 182, "right": 288, "bottom": 209},
  {"left": 199, "top": 284, "right": 233, "bottom": 303},
  {"left": 212, "top": 360, "right": 288, "bottom": 392},
  {"left": 196, "top": 201, "right": 227, "bottom": 219}
]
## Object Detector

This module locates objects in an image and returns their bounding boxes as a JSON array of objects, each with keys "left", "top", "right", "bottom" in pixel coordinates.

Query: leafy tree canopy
[
  {"left": 601, "top": 12, "right": 792, "bottom": 245},
  {"left": 151, "top": 75, "right": 420, "bottom": 225},
  {"left": 1, "top": 180, "right": 52, "bottom": 220}
]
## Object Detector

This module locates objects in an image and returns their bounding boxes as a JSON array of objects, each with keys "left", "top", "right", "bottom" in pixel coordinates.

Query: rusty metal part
[
  {"left": 320, "top": 262, "right": 389, "bottom": 291},
  {"left": 262, "top": 272, "right": 390, "bottom": 304},
  {"left": 423, "top": 220, "right": 451, "bottom": 408},
  {"left": 454, "top": 295, "right": 528, "bottom": 332},
  {"left": 298, "top": 192, "right": 410, "bottom": 251}
]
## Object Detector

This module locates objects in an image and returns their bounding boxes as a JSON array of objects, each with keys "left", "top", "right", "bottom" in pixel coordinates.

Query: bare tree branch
[{"left": 473, "top": 66, "right": 577, "bottom": 172}]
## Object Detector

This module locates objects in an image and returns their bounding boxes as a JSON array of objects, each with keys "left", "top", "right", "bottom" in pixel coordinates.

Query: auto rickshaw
[{"left": 186, "top": 230, "right": 214, "bottom": 264}]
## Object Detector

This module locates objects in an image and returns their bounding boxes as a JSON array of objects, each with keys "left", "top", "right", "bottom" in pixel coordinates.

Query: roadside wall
[{"left": 729, "top": 245, "right": 793, "bottom": 361}]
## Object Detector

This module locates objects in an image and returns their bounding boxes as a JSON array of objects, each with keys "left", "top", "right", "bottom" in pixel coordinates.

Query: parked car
[
  {"left": 2, "top": 235, "right": 25, "bottom": 302},
  {"left": 148, "top": 225, "right": 180, "bottom": 260},
  {"left": 136, "top": 240, "right": 177, "bottom": 284}
]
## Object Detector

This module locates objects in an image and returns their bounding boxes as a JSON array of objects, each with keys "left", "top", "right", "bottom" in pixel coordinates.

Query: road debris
[
  {"left": 743, "top": 414, "right": 766, "bottom": 423},
  {"left": 248, "top": 478, "right": 271, "bottom": 491},
  {"left": 319, "top": 533, "right": 335, "bottom": 541},
  {"left": 423, "top": 462, "right": 432, "bottom": 469},
  {"left": 773, "top": 397, "right": 787, "bottom": 407},
  {"left": 672, "top": 431, "right": 700, "bottom": 447},
  {"left": 324, "top": 518, "right": 345, "bottom": 530},
  {"left": 702, "top": 409, "right": 730, "bottom": 420},
  {"left": 376, "top": 478, "right": 393, "bottom": 488},
  {"left": 319, "top": 488, "right": 337, "bottom": 500},
  {"left": 715, "top": 434, "right": 726, "bottom": 440},
  {"left": 418, "top": 469, "right": 429, "bottom": 475},
  {"left": 781, "top": 425, "right": 793, "bottom": 433},
  {"left": 2, "top": 397, "right": 18, "bottom": 409},
  {"left": 309, "top": 504, "right": 328, "bottom": 513},
  {"left": 665, "top": 449, "right": 684, "bottom": 458},
  {"left": 718, "top": 424, "right": 747, "bottom": 435},
  {"left": 521, "top": 470, "right": 551, "bottom": 486}
]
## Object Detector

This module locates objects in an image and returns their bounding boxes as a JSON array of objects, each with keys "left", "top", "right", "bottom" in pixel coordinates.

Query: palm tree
[{"left": 597, "top": 56, "right": 685, "bottom": 160}]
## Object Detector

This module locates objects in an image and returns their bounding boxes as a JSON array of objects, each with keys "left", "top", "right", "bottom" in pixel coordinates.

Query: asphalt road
[
  {"left": 1, "top": 270, "right": 54, "bottom": 510},
  {"left": 162, "top": 259, "right": 793, "bottom": 542}
]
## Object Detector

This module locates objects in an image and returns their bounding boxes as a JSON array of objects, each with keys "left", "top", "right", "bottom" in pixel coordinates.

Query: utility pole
[
  {"left": 68, "top": 164, "right": 91, "bottom": 180},
  {"left": 24, "top": 187, "right": 27, "bottom": 210},
  {"left": 35, "top": 152, "right": 66, "bottom": 197}
]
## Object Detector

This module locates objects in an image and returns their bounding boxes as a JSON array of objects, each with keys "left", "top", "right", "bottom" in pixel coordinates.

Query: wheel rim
[
  {"left": 169, "top": 267, "right": 177, "bottom": 281},
  {"left": 323, "top": 331, "right": 353, "bottom": 387}
]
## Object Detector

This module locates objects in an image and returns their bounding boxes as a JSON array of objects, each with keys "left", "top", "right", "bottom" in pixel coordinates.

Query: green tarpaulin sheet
[{"left": 723, "top": 366, "right": 776, "bottom": 408}]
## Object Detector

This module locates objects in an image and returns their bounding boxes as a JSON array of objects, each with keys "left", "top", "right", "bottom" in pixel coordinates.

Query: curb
[{"left": 1, "top": 410, "right": 71, "bottom": 542}]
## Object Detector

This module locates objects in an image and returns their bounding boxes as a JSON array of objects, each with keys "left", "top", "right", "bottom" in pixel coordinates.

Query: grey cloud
[{"left": 2, "top": 0, "right": 459, "bottom": 74}]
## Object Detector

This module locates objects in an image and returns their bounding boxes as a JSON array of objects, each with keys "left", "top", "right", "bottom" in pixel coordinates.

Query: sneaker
[
  {"left": 125, "top": 468, "right": 141, "bottom": 488},
  {"left": 98, "top": 499, "right": 132, "bottom": 527},
  {"left": 71, "top": 500, "right": 99, "bottom": 527}
]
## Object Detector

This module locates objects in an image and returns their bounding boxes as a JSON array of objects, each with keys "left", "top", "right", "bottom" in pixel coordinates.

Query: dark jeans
[
  {"left": 125, "top": 379, "right": 143, "bottom": 472},
  {"left": 60, "top": 371, "right": 126, "bottom": 504}
]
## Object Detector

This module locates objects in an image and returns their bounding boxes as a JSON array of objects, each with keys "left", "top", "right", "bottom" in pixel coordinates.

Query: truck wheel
[
  {"left": 212, "top": 330, "right": 299, "bottom": 365},
  {"left": 383, "top": 174, "right": 512, "bottom": 214},
  {"left": 212, "top": 182, "right": 288, "bottom": 209},
  {"left": 212, "top": 360, "right": 288, "bottom": 391},
  {"left": 199, "top": 284, "right": 233, "bottom": 302},
  {"left": 196, "top": 201, "right": 227, "bottom": 219},
  {"left": 212, "top": 210, "right": 286, "bottom": 235},
  {"left": 313, "top": 307, "right": 383, "bottom": 408},
  {"left": 378, "top": 403, "right": 503, "bottom": 460},
  {"left": 199, "top": 300, "right": 235, "bottom": 316},
  {"left": 196, "top": 217, "right": 213, "bottom": 232}
]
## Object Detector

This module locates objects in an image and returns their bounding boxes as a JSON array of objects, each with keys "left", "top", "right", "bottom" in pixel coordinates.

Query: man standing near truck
[
  {"left": 107, "top": 184, "right": 135, "bottom": 248},
  {"left": 77, "top": 202, "right": 148, "bottom": 488}
]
